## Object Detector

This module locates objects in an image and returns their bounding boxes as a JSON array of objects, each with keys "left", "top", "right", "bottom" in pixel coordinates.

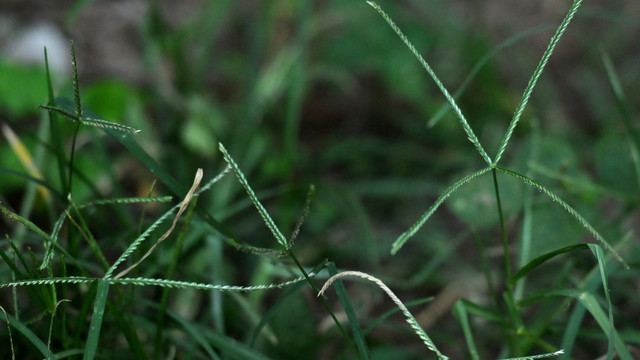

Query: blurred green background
[{"left": 1, "top": 0, "right": 639, "bottom": 358}]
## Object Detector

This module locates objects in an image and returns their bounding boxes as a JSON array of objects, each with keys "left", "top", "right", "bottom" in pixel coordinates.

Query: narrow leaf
[
  {"left": 328, "top": 263, "right": 370, "bottom": 360},
  {"left": 496, "top": 166, "right": 628, "bottom": 268},
  {"left": 319, "top": 270, "right": 449, "bottom": 359},
  {"left": 0, "top": 309, "right": 56, "bottom": 360},
  {"left": 83, "top": 279, "right": 109, "bottom": 360},
  {"left": 510, "top": 244, "right": 590, "bottom": 285}
]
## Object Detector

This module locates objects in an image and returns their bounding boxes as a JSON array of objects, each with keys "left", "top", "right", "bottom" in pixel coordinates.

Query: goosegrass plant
[
  {"left": 0, "top": 0, "right": 638, "bottom": 359},
  {"left": 1, "top": 39, "right": 356, "bottom": 359},
  {"left": 320, "top": 0, "right": 634, "bottom": 359}
]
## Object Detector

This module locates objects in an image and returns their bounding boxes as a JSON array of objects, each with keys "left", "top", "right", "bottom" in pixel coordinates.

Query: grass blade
[
  {"left": 392, "top": 167, "right": 491, "bottom": 254},
  {"left": 327, "top": 263, "right": 369, "bottom": 360},
  {"left": 319, "top": 270, "right": 449, "bottom": 359},
  {"left": 590, "top": 244, "right": 615, "bottom": 360},
  {"left": 509, "top": 244, "right": 590, "bottom": 286},
  {"left": 495, "top": 166, "right": 628, "bottom": 268},
  {"left": 146, "top": 302, "right": 220, "bottom": 359},
  {"left": 523, "top": 289, "right": 632, "bottom": 360},
  {"left": 83, "top": 279, "right": 109, "bottom": 360},
  {"left": 0, "top": 308, "right": 57, "bottom": 360},
  {"left": 452, "top": 301, "right": 480, "bottom": 360},
  {"left": 366, "top": 1, "right": 492, "bottom": 165},
  {"left": 493, "top": 0, "right": 583, "bottom": 164},
  {"left": 249, "top": 259, "right": 328, "bottom": 347}
]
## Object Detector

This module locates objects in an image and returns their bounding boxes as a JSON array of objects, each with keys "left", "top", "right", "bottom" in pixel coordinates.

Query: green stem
[
  {"left": 286, "top": 250, "right": 360, "bottom": 359},
  {"left": 491, "top": 168, "right": 511, "bottom": 283}
]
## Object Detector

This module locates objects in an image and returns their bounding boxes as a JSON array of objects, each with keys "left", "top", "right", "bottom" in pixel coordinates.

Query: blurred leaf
[
  {"left": 0, "top": 62, "right": 47, "bottom": 116},
  {"left": 82, "top": 80, "right": 138, "bottom": 123},
  {"left": 595, "top": 133, "right": 638, "bottom": 195},
  {"left": 449, "top": 169, "right": 523, "bottom": 228}
]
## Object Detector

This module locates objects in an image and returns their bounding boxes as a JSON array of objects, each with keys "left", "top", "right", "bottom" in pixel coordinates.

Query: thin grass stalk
[
  {"left": 493, "top": 0, "right": 583, "bottom": 164},
  {"left": 515, "top": 122, "right": 540, "bottom": 301},
  {"left": 366, "top": 1, "right": 492, "bottom": 165},
  {"left": 288, "top": 253, "right": 359, "bottom": 357},
  {"left": 0, "top": 307, "right": 16, "bottom": 360},
  {"left": 601, "top": 50, "right": 640, "bottom": 153},
  {"left": 491, "top": 168, "right": 512, "bottom": 282},
  {"left": 471, "top": 229, "right": 498, "bottom": 311},
  {"left": 0, "top": 309, "right": 56, "bottom": 359},
  {"left": 453, "top": 301, "right": 480, "bottom": 360},
  {"left": 83, "top": 279, "right": 109, "bottom": 360},
  {"left": 327, "top": 263, "right": 369, "bottom": 360},
  {"left": 66, "top": 201, "right": 110, "bottom": 271},
  {"left": 592, "top": 245, "right": 615, "bottom": 360},
  {"left": 154, "top": 196, "right": 198, "bottom": 359}
]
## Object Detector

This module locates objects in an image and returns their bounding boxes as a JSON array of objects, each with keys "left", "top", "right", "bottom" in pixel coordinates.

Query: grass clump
[{"left": 1, "top": 0, "right": 638, "bottom": 359}]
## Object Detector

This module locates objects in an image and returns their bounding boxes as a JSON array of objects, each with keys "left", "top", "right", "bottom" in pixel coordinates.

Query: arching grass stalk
[{"left": 319, "top": 270, "right": 449, "bottom": 360}]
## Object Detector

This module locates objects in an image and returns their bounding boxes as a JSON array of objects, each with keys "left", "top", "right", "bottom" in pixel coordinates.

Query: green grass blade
[
  {"left": 366, "top": 1, "right": 491, "bottom": 165},
  {"left": 83, "top": 279, "right": 109, "bottom": 360},
  {"left": 495, "top": 166, "right": 628, "bottom": 268},
  {"left": 327, "top": 263, "right": 369, "bottom": 360},
  {"left": 104, "top": 300, "right": 146, "bottom": 359},
  {"left": 590, "top": 244, "right": 615, "bottom": 360},
  {"left": 319, "top": 270, "right": 449, "bottom": 359},
  {"left": 219, "top": 143, "right": 288, "bottom": 248},
  {"left": 0, "top": 202, "right": 55, "bottom": 247},
  {"left": 601, "top": 50, "right": 640, "bottom": 153},
  {"left": 493, "top": 0, "right": 583, "bottom": 165},
  {"left": 146, "top": 302, "right": 220, "bottom": 359},
  {"left": 48, "top": 97, "right": 236, "bottom": 240},
  {"left": 509, "top": 244, "right": 590, "bottom": 286},
  {"left": 392, "top": 167, "right": 491, "bottom": 254},
  {"left": 0, "top": 306, "right": 16, "bottom": 360},
  {"left": 249, "top": 259, "right": 328, "bottom": 347},
  {"left": 155, "top": 196, "right": 198, "bottom": 356},
  {"left": 0, "top": 309, "right": 57, "bottom": 360},
  {"left": 492, "top": 168, "right": 512, "bottom": 280},
  {"left": 559, "top": 300, "right": 586, "bottom": 360},
  {"left": 0, "top": 168, "right": 63, "bottom": 200},
  {"left": 523, "top": 289, "right": 632, "bottom": 360},
  {"left": 578, "top": 291, "right": 631, "bottom": 360},
  {"left": 452, "top": 301, "right": 480, "bottom": 360}
]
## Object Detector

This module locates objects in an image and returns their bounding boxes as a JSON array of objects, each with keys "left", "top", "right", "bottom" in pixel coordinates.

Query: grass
[{"left": 1, "top": 0, "right": 639, "bottom": 359}]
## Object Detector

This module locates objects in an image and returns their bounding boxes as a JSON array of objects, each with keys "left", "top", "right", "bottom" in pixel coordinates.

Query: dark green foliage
[{"left": 1, "top": 1, "right": 639, "bottom": 359}]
